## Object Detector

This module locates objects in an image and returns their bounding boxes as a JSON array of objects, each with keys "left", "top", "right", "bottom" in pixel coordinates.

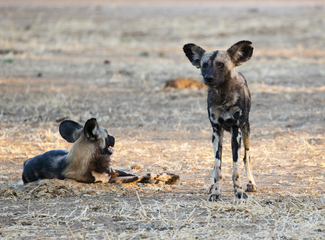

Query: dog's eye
[
  {"left": 218, "top": 63, "right": 224, "bottom": 68},
  {"left": 202, "top": 63, "right": 208, "bottom": 68}
]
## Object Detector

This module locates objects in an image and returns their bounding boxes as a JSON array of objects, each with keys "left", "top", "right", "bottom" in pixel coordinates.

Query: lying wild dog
[
  {"left": 22, "top": 118, "right": 179, "bottom": 185},
  {"left": 183, "top": 41, "right": 257, "bottom": 201}
]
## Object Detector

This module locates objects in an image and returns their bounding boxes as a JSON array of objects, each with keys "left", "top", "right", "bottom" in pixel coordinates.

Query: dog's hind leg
[
  {"left": 241, "top": 124, "right": 257, "bottom": 192},
  {"left": 207, "top": 125, "right": 224, "bottom": 201}
]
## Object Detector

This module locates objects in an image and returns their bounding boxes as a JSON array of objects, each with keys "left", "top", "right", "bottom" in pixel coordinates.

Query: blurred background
[{"left": 1, "top": 0, "right": 324, "bottom": 132}]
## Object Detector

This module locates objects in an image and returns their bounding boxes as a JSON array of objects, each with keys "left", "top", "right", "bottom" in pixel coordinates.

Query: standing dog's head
[
  {"left": 183, "top": 41, "right": 253, "bottom": 87},
  {"left": 59, "top": 118, "right": 115, "bottom": 156}
]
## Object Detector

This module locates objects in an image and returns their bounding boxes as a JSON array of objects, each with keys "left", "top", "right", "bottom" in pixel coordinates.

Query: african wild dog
[
  {"left": 22, "top": 118, "right": 179, "bottom": 185},
  {"left": 183, "top": 41, "right": 257, "bottom": 201}
]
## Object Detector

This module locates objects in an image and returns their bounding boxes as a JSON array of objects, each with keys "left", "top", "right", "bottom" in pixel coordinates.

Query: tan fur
[{"left": 63, "top": 133, "right": 95, "bottom": 178}]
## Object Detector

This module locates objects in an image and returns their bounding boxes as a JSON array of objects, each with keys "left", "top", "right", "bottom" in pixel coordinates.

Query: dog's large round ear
[
  {"left": 84, "top": 118, "right": 100, "bottom": 141},
  {"left": 227, "top": 40, "right": 253, "bottom": 66},
  {"left": 183, "top": 43, "right": 206, "bottom": 69},
  {"left": 59, "top": 120, "right": 83, "bottom": 143}
]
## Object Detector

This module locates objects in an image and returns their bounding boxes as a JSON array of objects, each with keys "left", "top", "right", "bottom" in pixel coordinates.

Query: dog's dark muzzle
[
  {"left": 204, "top": 74, "right": 215, "bottom": 85},
  {"left": 106, "top": 135, "right": 115, "bottom": 155},
  {"left": 108, "top": 136, "right": 115, "bottom": 148}
]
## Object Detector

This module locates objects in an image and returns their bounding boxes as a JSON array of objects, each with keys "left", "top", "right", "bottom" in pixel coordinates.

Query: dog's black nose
[{"left": 204, "top": 75, "right": 214, "bottom": 83}]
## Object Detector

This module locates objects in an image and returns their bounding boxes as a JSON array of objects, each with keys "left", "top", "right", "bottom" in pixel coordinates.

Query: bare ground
[{"left": 0, "top": 1, "right": 325, "bottom": 239}]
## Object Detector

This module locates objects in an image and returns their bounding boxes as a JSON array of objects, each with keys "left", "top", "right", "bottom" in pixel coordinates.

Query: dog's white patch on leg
[{"left": 91, "top": 171, "right": 111, "bottom": 183}]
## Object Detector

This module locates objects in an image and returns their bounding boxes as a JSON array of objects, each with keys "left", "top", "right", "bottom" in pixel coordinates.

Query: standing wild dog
[
  {"left": 23, "top": 118, "right": 179, "bottom": 185},
  {"left": 183, "top": 41, "right": 257, "bottom": 201}
]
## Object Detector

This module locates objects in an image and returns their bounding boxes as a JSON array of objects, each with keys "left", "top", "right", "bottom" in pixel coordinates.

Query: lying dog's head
[
  {"left": 59, "top": 118, "right": 115, "bottom": 155},
  {"left": 183, "top": 41, "right": 253, "bottom": 87}
]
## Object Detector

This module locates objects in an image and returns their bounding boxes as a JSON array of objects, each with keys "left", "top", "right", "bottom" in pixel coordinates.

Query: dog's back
[{"left": 22, "top": 150, "right": 69, "bottom": 183}]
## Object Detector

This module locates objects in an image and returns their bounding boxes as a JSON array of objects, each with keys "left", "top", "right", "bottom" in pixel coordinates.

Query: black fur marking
[
  {"left": 208, "top": 51, "right": 218, "bottom": 64},
  {"left": 202, "top": 51, "right": 218, "bottom": 84},
  {"left": 215, "top": 150, "right": 220, "bottom": 159},
  {"left": 112, "top": 170, "right": 136, "bottom": 177},
  {"left": 109, "top": 176, "right": 140, "bottom": 183},
  {"left": 233, "top": 111, "right": 240, "bottom": 120},
  {"left": 243, "top": 155, "right": 247, "bottom": 164},
  {"left": 231, "top": 128, "right": 241, "bottom": 162},
  {"left": 218, "top": 118, "right": 239, "bottom": 131}
]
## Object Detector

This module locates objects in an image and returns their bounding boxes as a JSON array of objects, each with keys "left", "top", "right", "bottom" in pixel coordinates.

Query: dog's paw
[
  {"left": 245, "top": 184, "right": 257, "bottom": 192},
  {"left": 235, "top": 189, "right": 248, "bottom": 199},
  {"left": 207, "top": 193, "right": 222, "bottom": 201},
  {"left": 91, "top": 171, "right": 111, "bottom": 183}
]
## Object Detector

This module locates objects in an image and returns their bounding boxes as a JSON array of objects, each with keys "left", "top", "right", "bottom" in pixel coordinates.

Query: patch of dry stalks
[
  {"left": 1, "top": 179, "right": 324, "bottom": 239},
  {"left": 1, "top": 124, "right": 324, "bottom": 238}
]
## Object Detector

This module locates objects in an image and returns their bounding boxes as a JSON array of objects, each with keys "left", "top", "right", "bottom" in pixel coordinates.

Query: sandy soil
[{"left": 0, "top": 1, "right": 324, "bottom": 239}]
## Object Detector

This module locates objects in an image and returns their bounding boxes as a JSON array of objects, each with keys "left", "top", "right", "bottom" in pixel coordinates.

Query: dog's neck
[{"left": 207, "top": 72, "right": 243, "bottom": 108}]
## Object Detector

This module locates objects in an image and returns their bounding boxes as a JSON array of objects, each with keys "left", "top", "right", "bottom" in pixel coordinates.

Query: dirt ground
[{"left": 0, "top": 0, "right": 325, "bottom": 239}]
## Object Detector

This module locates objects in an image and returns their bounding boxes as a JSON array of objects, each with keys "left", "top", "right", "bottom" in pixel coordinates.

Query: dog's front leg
[
  {"left": 108, "top": 167, "right": 138, "bottom": 178},
  {"left": 207, "top": 125, "right": 224, "bottom": 201},
  {"left": 107, "top": 167, "right": 142, "bottom": 183},
  {"left": 231, "top": 127, "right": 248, "bottom": 199}
]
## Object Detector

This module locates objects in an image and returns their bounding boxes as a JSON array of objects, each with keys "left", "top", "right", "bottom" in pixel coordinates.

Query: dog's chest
[
  {"left": 208, "top": 90, "right": 242, "bottom": 125},
  {"left": 209, "top": 105, "right": 242, "bottom": 124}
]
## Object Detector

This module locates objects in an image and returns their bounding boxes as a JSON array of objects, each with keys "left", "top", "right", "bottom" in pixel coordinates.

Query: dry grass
[
  {"left": 1, "top": 126, "right": 324, "bottom": 238},
  {"left": 1, "top": 180, "right": 324, "bottom": 239},
  {"left": 0, "top": 1, "right": 325, "bottom": 239}
]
